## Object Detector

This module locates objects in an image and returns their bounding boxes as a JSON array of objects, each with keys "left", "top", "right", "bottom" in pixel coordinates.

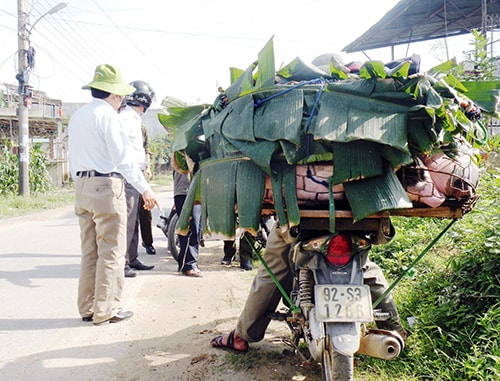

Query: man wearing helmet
[{"left": 120, "top": 80, "right": 157, "bottom": 276}]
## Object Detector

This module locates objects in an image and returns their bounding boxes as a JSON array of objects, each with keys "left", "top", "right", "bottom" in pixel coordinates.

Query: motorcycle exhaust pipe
[{"left": 357, "top": 329, "right": 404, "bottom": 360}]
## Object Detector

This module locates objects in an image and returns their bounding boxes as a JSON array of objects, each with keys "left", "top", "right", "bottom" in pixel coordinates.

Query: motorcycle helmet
[{"left": 125, "top": 80, "right": 156, "bottom": 111}]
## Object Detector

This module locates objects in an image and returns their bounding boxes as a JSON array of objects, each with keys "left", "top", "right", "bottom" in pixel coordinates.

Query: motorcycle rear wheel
[
  {"left": 167, "top": 213, "right": 180, "bottom": 262},
  {"left": 322, "top": 334, "right": 354, "bottom": 381}
]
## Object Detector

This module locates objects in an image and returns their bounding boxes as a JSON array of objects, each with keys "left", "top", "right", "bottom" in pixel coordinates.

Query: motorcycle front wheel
[
  {"left": 322, "top": 334, "right": 354, "bottom": 381},
  {"left": 167, "top": 213, "right": 180, "bottom": 262}
]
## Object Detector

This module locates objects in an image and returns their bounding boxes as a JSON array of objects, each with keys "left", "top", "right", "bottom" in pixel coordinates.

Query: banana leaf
[
  {"left": 167, "top": 114, "right": 205, "bottom": 157},
  {"left": 329, "top": 61, "right": 349, "bottom": 80},
  {"left": 331, "top": 141, "right": 383, "bottom": 184},
  {"left": 426, "top": 59, "right": 458, "bottom": 76},
  {"left": 343, "top": 161, "right": 412, "bottom": 222},
  {"left": 226, "top": 62, "right": 256, "bottom": 102},
  {"left": 328, "top": 78, "right": 376, "bottom": 97},
  {"left": 230, "top": 67, "right": 244, "bottom": 84},
  {"left": 223, "top": 138, "right": 279, "bottom": 176},
  {"left": 280, "top": 136, "right": 308, "bottom": 164},
  {"left": 385, "top": 60, "right": 411, "bottom": 78},
  {"left": 269, "top": 160, "right": 287, "bottom": 226},
  {"left": 201, "top": 108, "right": 217, "bottom": 140},
  {"left": 440, "top": 74, "right": 469, "bottom": 93},
  {"left": 200, "top": 159, "right": 237, "bottom": 238},
  {"left": 255, "top": 37, "right": 275, "bottom": 90},
  {"left": 298, "top": 140, "right": 334, "bottom": 164},
  {"left": 254, "top": 89, "right": 303, "bottom": 144},
  {"left": 211, "top": 135, "right": 244, "bottom": 159},
  {"left": 282, "top": 162, "right": 300, "bottom": 227},
  {"left": 218, "top": 95, "right": 255, "bottom": 142},
  {"left": 277, "top": 57, "right": 331, "bottom": 81},
  {"left": 236, "top": 160, "right": 266, "bottom": 233},
  {"left": 158, "top": 98, "right": 207, "bottom": 133},
  {"left": 379, "top": 144, "right": 413, "bottom": 167},
  {"left": 359, "top": 61, "right": 387, "bottom": 79},
  {"left": 462, "top": 80, "right": 500, "bottom": 117},
  {"left": 162, "top": 39, "right": 489, "bottom": 236},
  {"left": 313, "top": 91, "right": 409, "bottom": 154},
  {"left": 160, "top": 96, "right": 207, "bottom": 117}
]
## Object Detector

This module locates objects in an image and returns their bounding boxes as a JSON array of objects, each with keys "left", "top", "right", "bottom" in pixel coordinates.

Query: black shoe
[
  {"left": 142, "top": 242, "right": 156, "bottom": 255},
  {"left": 240, "top": 260, "right": 253, "bottom": 271},
  {"left": 129, "top": 259, "right": 154, "bottom": 271},
  {"left": 221, "top": 255, "right": 234, "bottom": 265},
  {"left": 82, "top": 315, "right": 93, "bottom": 322},
  {"left": 125, "top": 265, "right": 137, "bottom": 277},
  {"left": 94, "top": 310, "right": 133, "bottom": 325}
]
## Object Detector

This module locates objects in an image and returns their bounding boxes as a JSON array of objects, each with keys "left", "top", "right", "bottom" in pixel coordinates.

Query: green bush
[
  {"left": 29, "top": 143, "right": 51, "bottom": 193},
  {"left": 0, "top": 139, "right": 19, "bottom": 195},
  {"left": 0, "top": 140, "right": 52, "bottom": 195},
  {"left": 149, "top": 133, "right": 172, "bottom": 174}
]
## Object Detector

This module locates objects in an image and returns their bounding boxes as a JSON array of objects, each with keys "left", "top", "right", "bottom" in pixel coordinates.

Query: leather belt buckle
[{"left": 76, "top": 170, "right": 122, "bottom": 179}]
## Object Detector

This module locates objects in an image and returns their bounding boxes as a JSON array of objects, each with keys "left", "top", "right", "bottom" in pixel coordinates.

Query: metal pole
[{"left": 17, "top": 0, "right": 30, "bottom": 196}]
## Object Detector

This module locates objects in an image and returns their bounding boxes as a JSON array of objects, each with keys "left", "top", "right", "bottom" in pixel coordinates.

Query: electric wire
[
  {"left": 91, "top": 0, "right": 167, "bottom": 76},
  {"left": 31, "top": 1, "right": 105, "bottom": 68},
  {"left": 27, "top": 1, "right": 139, "bottom": 99},
  {"left": 25, "top": 2, "right": 92, "bottom": 98},
  {"left": 32, "top": 7, "right": 94, "bottom": 59}
]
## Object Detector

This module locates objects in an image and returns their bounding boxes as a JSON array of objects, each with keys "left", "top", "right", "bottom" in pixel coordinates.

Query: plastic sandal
[{"left": 210, "top": 330, "right": 249, "bottom": 353}]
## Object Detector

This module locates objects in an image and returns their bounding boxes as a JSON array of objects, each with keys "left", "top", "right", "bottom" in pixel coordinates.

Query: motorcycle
[
  {"left": 264, "top": 217, "right": 405, "bottom": 381},
  {"left": 157, "top": 205, "right": 181, "bottom": 261},
  {"left": 157, "top": 206, "right": 274, "bottom": 262}
]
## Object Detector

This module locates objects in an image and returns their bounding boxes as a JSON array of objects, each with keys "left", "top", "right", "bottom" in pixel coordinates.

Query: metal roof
[{"left": 343, "top": 0, "right": 500, "bottom": 53}]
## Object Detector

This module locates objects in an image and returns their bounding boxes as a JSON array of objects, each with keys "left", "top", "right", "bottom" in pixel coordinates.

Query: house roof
[{"left": 343, "top": 0, "right": 500, "bottom": 53}]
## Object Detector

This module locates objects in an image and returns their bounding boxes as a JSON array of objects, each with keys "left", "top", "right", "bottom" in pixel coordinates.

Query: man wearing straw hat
[{"left": 68, "top": 64, "right": 159, "bottom": 325}]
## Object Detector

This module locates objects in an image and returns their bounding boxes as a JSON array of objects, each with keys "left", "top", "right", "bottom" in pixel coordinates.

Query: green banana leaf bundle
[{"left": 159, "top": 37, "right": 496, "bottom": 240}]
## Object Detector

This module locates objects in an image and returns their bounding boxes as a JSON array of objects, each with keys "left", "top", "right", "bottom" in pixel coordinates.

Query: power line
[
  {"left": 23, "top": 1, "right": 92, "bottom": 98},
  {"left": 91, "top": 0, "right": 167, "bottom": 75},
  {"left": 31, "top": 2, "right": 105, "bottom": 69}
]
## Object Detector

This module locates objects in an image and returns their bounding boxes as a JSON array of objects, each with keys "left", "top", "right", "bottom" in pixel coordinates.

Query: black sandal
[{"left": 210, "top": 330, "right": 249, "bottom": 353}]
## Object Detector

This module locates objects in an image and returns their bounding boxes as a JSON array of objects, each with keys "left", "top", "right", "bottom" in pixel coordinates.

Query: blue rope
[
  {"left": 253, "top": 78, "right": 323, "bottom": 108},
  {"left": 305, "top": 82, "right": 329, "bottom": 188}
]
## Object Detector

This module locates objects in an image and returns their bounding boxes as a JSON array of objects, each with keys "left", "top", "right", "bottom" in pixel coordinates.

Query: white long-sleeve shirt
[
  {"left": 119, "top": 105, "right": 147, "bottom": 171},
  {"left": 68, "top": 98, "right": 150, "bottom": 194}
]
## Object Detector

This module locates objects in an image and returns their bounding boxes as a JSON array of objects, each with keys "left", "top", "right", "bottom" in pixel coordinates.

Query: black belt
[{"left": 76, "top": 170, "right": 123, "bottom": 179}]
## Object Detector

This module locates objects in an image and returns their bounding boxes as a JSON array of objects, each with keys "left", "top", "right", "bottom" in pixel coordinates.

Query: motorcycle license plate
[{"left": 314, "top": 285, "right": 372, "bottom": 322}]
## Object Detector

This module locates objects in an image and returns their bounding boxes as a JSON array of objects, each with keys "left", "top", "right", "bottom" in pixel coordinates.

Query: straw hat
[{"left": 82, "top": 64, "right": 135, "bottom": 95}]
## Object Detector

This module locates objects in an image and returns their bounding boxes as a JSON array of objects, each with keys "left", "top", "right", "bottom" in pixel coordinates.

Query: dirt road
[{"left": 0, "top": 188, "right": 316, "bottom": 381}]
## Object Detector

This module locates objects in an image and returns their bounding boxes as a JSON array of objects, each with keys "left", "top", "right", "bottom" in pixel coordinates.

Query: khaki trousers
[
  {"left": 236, "top": 223, "right": 402, "bottom": 342},
  {"left": 74, "top": 176, "right": 127, "bottom": 324}
]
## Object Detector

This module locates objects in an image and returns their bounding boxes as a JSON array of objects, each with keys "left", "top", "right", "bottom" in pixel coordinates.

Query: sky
[{"left": 0, "top": 0, "right": 494, "bottom": 109}]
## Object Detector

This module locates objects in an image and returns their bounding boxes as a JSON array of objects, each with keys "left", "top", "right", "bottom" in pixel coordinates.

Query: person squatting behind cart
[{"left": 210, "top": 219, "right": 406, "bottom": 352}]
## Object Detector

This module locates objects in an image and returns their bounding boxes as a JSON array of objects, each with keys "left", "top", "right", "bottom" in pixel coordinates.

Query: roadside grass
[
  {"left": 357, "top": 157, "right": 500, "bottom": 380},
  {"left": 217, "top": 348, "right": 323, "bottom": 381},
  {"left": 150, "top": 172, "right": 173, "bottom": 189},
  {"left": 0, "top": 187, "right": 75, "bottom": 219}
]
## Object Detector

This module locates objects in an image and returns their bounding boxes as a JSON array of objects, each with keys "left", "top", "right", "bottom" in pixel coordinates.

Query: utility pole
[{"left": 17, "top": 0, "right": 30, "bottom": 196}]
